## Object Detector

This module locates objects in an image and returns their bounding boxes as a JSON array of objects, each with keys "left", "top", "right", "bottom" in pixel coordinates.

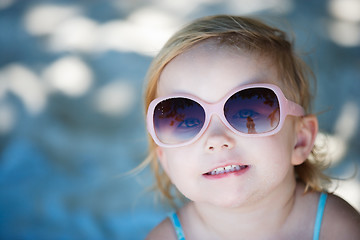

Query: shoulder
[
  {"left": 321, "top": 193, "right": 360, "bottom": 239},
  {"left": 146, "top": 217, "right": 177, "bottom": 240}
]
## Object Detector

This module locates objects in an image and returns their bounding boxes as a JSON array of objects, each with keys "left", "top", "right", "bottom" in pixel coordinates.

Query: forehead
[{"left": 157, "top": 41, "right": 279, "bottom": 102}]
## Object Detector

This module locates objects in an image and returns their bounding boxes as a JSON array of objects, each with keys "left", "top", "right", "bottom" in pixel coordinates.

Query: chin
[
  {"left": 198, "top": 194, "right": 250, "bottom": 209},
  {"left": 219, "top": 198, "right": 248, "bottom": 208}
]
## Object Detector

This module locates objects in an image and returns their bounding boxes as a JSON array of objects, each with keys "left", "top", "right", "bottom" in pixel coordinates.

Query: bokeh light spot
[
  {"left": 49, "top": 17, "right": 98, "bottom": 53},
  {"left": 93, "top": 80, "right": 136, "bottom": 117},
  {"left": 329, "top": 0, "right": 360, "bottom": 22},
  {"left": 24, "top": 4, "right": 80, "bottom": 36},
  {"left": 43, "top": 56, "right": 93, "bottom": 97},
  {"left": 0, "top": 64, "right": 46, "bottom": 114}
]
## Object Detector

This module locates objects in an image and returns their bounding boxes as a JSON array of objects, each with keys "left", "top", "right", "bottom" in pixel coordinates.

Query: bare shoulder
[
  {"left": 321, "top": 193, "right": 360, "bottom": 239},
  {"left": 145, "top": 217, "right": 177, "bottom": 240}
]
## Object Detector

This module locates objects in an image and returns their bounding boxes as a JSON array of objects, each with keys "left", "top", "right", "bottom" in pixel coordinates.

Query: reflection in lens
[
  {"left": 246, "top": 117, "right": 257, "bottom": 134},
  {"left": 224, "top": 88, "right": 280, "bottom": 134},
  {"left": 153, "top": 98, "right": 205, "bottom": 144}
]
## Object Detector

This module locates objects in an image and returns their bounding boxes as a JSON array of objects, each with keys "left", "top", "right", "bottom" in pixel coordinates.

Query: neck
[{"left": 190, "top": 179, "right": 298, "bottom": 239}]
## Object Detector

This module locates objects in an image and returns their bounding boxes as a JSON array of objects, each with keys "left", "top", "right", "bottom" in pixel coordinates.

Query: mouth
[{"left": 203, "top": 164, "right": 249, "bottom": 177}]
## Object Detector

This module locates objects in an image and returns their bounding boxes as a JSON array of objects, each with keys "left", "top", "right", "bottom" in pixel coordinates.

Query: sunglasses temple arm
[{"left": 286, "top": 100, "right": 305, "bottom": 116}]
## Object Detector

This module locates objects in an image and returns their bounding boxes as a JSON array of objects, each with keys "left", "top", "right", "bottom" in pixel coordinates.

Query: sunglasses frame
[{"left": 147, "top": 83, "right": 305, "bottom": 148}]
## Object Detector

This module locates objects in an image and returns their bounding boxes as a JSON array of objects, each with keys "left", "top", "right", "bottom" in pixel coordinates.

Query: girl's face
[{"left": 155, "top": 42, "right": 299, "bottom": 208}]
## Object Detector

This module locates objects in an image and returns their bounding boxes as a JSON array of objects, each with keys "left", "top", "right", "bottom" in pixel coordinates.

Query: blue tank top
[{"left": 168, "top": 192, "right": 328, "bottom": 240}]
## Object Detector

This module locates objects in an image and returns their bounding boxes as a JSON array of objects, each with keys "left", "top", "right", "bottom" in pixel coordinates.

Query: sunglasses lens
[
  {"left": 224, "top": 88, "right": 280, "bottom": 134},
  {"left": 153, "top": 98, "right": 205, "bottom": 144}
]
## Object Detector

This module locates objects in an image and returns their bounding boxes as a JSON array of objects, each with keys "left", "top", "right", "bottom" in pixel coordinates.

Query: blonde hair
[{"left": 142, "top": 15, "right": 330, "bottom": 204}]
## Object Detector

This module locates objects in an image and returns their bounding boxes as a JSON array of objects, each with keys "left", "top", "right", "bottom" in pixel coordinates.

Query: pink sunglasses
[{"left": 147, "top": 83, "right": 305, "bottom": 148}]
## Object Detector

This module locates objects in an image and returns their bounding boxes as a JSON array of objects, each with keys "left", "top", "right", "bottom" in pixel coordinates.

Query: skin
[{"left": 146, "top": 41, "right": 360, "bottom": 239}]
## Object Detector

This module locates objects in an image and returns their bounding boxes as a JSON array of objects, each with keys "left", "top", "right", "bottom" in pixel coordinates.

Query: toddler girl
[{"left": 143, "top": 15, "right": 360, "bottom": 239}]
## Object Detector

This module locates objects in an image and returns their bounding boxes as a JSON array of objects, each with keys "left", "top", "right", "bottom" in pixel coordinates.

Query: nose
[
  {"left": 205, "top": 135, "right": 234, "bottom": 152},
  {"left": 204, "top": 117, "right": 235, "bottom": 153}
]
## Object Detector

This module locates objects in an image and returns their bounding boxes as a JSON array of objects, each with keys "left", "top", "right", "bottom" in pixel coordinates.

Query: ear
[
  {"left": 291, "top": 115, "right": 318, "bottom": 166},
  {"left": 156, "top": 147, "right": 169, "bottom": 174}
]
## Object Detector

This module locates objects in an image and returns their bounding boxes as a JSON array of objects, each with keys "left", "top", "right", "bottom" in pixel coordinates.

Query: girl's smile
[{"left": 202, "top": 164, "right": 250, "bottom": 179}]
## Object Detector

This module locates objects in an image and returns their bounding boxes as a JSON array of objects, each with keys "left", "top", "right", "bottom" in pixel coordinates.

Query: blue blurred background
[{"left": 0, "top": 0, "right": 359, "bottom": 239}]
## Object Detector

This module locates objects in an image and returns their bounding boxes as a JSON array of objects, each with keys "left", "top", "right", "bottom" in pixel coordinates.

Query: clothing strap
[
  {"left": 313, "top": 192, "right": 328, "bottom": 240},
  {"left": 168, "top": 212, "right": 186, "bottom": 240}
]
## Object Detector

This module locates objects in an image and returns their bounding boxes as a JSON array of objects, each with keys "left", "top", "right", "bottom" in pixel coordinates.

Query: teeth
[{"left": 209, "top": 165, "right": 246, "bottom": 175}]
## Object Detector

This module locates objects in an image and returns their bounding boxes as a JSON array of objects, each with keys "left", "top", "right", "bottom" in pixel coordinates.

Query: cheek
[
  {"left": 160, "top": 148, "right": 197, "bottom": 181},
  {"left": 245, "top": 123, "right": 296, "bottom": 178},
  {"left": 160, "top": 148, "right": 205, "bottom": 200},
  {"left": 245, "top": 126, "right": 294, "bottom": 160}
]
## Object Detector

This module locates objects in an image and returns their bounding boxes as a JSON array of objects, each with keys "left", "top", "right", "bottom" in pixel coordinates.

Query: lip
[{"left": 203, "top": 164, "right": 250, "bottom": 179}]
